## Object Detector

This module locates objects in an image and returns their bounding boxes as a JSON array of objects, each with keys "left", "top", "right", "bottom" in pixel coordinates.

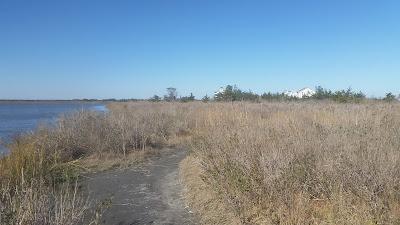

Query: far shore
[{"left": 0, "top": 99, "right": 145, "bottom": 104}]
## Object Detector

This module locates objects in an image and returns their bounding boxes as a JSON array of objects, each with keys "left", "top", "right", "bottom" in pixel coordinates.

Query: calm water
[{"left": 0, "top": 102, "right": 107, "bottom": 153}]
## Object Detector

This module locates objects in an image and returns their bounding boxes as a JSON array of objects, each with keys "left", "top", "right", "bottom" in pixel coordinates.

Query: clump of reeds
[
  {"left": 0, "top": 179, "right": 87, "bottom": 225},
  {"left": 0, "top": 135, "right": 87, "bottom": 225},
  {"left": 42, "top": 102, "right": 195, "bottom": 159}
]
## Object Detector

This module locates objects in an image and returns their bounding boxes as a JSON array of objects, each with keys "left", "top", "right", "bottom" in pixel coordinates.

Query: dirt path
[{"left": 81, "top": 149, "right": 197, "bottom": 225}]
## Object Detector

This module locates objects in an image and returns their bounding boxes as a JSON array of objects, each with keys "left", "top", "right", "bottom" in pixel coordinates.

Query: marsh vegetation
[
  {"left": 184, "top": 102, "right": 400, "bottom": 224},
  {"left": 1, "top": 101, "right": 399, "bottom": 224}
]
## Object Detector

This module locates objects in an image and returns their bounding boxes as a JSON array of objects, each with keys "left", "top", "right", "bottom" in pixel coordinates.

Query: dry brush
[{"left": 188, "top": 102, "right": 400, "bottom": 224}]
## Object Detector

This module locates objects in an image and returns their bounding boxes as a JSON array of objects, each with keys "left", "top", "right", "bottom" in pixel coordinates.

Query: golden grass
[
  {"left": 0, "top": 180, "right": 88, "bottom": 225},
  {"left": 78, "top": 148, "right": 159, "bottom": 172},
  {"left": 180, "top": 155, "right": 242, "bottom": 225},
  {"left": 189, "top": 102, "right": 400, "bottom": 224}
]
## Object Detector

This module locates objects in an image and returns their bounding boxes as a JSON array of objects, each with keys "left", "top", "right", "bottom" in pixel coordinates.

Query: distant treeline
[
  {"left": 310, "top": 86, "right": 366, "bottom": 103},
  {"left": 7, "top": 86, "right": 396, "bottom": 104},
  {"left": 149, "top": 85, "right": 399, "bottom": 103}
]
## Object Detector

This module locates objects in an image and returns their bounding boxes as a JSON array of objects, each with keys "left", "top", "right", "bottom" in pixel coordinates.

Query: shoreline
[{"left": 0, "top": 102, "right": 108, "bottom": 155}]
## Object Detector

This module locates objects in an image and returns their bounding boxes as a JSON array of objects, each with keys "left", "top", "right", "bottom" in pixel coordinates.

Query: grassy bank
[{"left": 0, "top": 102, "right": 195, "bottom": 224}]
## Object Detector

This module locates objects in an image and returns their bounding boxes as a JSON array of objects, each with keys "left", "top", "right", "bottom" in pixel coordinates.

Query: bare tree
[{"left": 164, "top": 87, "right": 177, "bottom": 101}]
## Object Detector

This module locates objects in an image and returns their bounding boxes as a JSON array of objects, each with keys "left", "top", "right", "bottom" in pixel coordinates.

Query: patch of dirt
[{"left": 80, "top": 149, "right": 197, "bottom": 225}]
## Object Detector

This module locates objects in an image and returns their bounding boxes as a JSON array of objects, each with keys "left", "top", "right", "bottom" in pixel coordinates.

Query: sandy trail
[{"left": 81, "top": 149, "right": 197, "bottom": 225}]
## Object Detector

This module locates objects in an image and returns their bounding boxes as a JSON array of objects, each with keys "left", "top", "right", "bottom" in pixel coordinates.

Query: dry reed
[{"left": 189, "top": 102, "right": 400, "bottom": 224}]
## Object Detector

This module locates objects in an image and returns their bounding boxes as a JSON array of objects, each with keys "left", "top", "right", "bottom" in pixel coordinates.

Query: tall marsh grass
[{"left": 190, "top": 102, "right": 400, "bottom": 224}]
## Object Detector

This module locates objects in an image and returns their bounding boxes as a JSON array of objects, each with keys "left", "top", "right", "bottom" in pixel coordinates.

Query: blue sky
[{"left": 0, "top": 0, "right": 399, "bottom": 99}]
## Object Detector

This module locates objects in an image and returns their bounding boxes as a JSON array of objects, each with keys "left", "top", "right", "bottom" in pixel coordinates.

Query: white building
[
  {"left": 284, "top": 87, "right": 315, "bottom": 98},
  {"left": 214, "top": 87, "right": 225, "bottom": 98}
]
